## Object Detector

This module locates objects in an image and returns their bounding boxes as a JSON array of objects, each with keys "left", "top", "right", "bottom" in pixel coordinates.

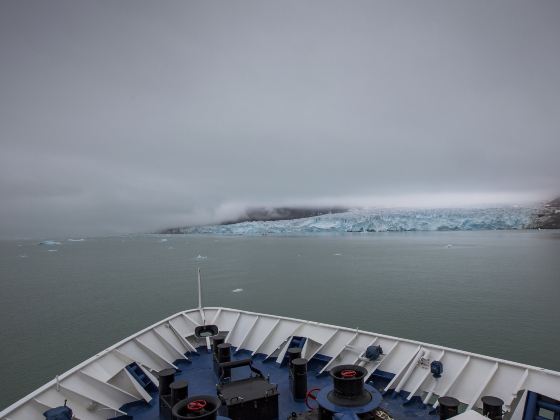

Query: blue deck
[{"left": 123, "top": 347, "right": 435, "bottom": 419}]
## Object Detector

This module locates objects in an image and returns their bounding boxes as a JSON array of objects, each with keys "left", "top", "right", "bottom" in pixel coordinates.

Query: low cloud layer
[{"left": 1, "top": 1, "right": 559, "bottom": 238}]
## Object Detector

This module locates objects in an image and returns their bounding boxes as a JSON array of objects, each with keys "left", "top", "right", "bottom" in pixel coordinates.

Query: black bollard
[
  {"left": 158, "top": 368, "right": 177, "bottom": 419},
  {"left": 158, "top": 368, "right": 177, "bottom": 398},
  {"left": 211, "top": 332, "right": 228, "bottom": 358},
  {"left": 482, "top": 396, "right": 504, "bottom": 420},
  {"left": 170, "top": 380, "right": 188, "bottom": 407},
  {"left": 290, "top": 358, "right": 308, "bottom": 401},
  {"left": 216, "top": 343, "right": 232, "bottom": 378},
  {"left": 438, "top": 396, "right": 460, "bottom": 420},
  {"left": 287, "top": 347, "right": 302, "bottom": 366}
]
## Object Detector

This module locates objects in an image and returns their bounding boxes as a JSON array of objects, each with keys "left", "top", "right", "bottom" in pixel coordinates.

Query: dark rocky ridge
[
  {"left": 220, "top": 206, "right": 348, "bottom": 225},
  {"left": 159, "top": 207, "right": 347, "bottom": 234},
  {"left": 528, "top": 197, "right": 560, "bottom": 229}
]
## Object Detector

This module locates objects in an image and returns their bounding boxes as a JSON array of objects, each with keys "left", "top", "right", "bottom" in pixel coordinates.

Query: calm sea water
[{"left": 1, "top": 230, "right": 559, "bottom": 409}]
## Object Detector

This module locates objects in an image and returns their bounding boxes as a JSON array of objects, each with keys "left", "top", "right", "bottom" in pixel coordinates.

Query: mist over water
[{"left": 1, "top": 230, "right": 559, "bottom": 409}]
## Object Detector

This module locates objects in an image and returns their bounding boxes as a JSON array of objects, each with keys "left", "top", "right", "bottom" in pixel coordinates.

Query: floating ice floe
[
  {"left": 232, "top": 288, "right": 244, "bottom": 293},
  {"left": 39, "top": 240, "right": 61, "bottom": 246},
  {"left": 167, "top": 246, "right": 174, "bottom": 250},
  {"left": 47, "top": 249, "right": 58, "bottom": 252},
  {"left": 67, "top": 238, "right": 85, "bottom": 242},
  {"left": 446, "top": 244, "right": 453, "bottom": 248},
  {"left": 19, "top": 254, "right": 28, "bottom": 258},
  {"left": 160, "top": 238, "right": 168, "bottom": 242},
  {"left": 195, "top": 255, "right": 208, "bottom": 260},
  {"left": 333, "top": 253, "right": 342, "bottom": 256}
]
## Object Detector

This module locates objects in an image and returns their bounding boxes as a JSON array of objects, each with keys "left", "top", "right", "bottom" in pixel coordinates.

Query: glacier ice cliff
[{"left": 177, "top": 207, "right": 535, "bottom": 235}]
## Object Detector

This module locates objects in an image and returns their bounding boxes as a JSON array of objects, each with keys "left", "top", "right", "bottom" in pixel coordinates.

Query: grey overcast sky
[{"left": 1, "top": 1, "right": 559, "bottom": 238}]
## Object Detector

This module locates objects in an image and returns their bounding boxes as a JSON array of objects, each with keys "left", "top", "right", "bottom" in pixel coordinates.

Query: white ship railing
[{"left": 1, "top": 307, "right": 559, "bottom": 419}]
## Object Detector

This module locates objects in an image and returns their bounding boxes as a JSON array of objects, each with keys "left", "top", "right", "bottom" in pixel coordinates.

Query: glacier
[{"left": 179, "top": 207, "right": 536, "bottom": 235}]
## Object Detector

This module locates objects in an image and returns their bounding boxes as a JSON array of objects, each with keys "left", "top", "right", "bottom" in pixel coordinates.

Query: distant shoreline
[
  {"left": 158, "top": 205, "right": 557, "bottom": 235},
  {"left": 159, "top": 198, "right": 560, "bottom": 235},
  {"left": 160, "top": 206, "right": 347, "bottom": 234},
  {"left": 527, "top": 197, "right": 560, "bottom": 229}
]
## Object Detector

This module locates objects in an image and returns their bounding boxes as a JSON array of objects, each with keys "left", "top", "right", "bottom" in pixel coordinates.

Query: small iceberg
[
  {"left": 446, "top": 244, "right": 453, "bottom": 248},
  {"left": 160, "top": 238, "right": 168, "bottom": 243},
  {"left": 47, "top": 249, "right": 58, "bottom": 252},
  {"left": 39, "top": 240, "right": 61, "bottom": 246},
  {"left": 333, "top": 253, "right": 342, "bottom": 256},
  {"left": 67, "top": 238, "right": 85, "bottom": 242},
  {"left": 167, "top": 246, "right": 174, "bottom": 250},
  {"left": 19, "top": 254, "right": 28, "bottom": 258},
  {"left": 195, "top": 255, "right": 208, "bottom": 260},
  {"left": 232, "top": 288, "right": 244, "bottom": 293}
]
